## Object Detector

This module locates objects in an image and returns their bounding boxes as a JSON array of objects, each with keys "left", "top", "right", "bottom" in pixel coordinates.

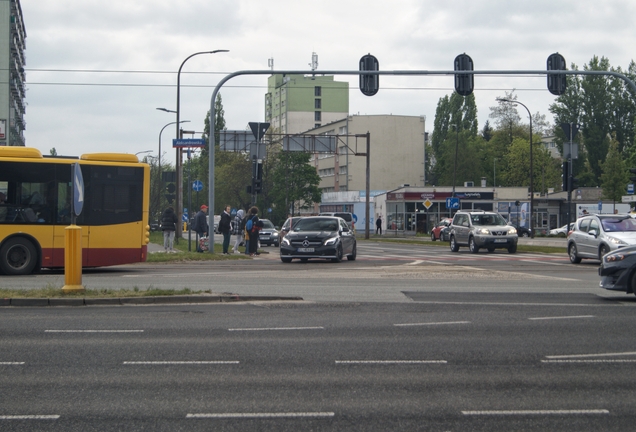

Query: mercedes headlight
[
  {"left": 282, "top": 237, "right": 291, "bottom": 246},
  {"left": 324, "top": 236, "right": 338, "bottom": 246}
]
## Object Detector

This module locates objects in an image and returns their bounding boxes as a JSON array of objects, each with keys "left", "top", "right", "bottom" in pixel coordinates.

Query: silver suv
[
  {"left": 567, "top": 214, "right": 636, "bottom": 263},
  {"left": 449, "top": 211, "right": 518, "bottom": 254}
]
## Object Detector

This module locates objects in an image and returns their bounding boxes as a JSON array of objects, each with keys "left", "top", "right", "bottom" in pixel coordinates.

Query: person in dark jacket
[
  {"left": 219, "top": 205, "right": 233, "bottom": 254},
  {"left": 247, "top": 206, "right": 261, "bottom": 256},
  {"left": 160, "top": 206, "right": 179, "bottom": 253},
  {"left": 193, "top": 204, "right": 209, "bottom": 252}
]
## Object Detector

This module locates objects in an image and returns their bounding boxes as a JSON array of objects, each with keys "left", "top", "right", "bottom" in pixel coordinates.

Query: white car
[{"left": 549, "top": 224, "right": 570, "bottom": 236}]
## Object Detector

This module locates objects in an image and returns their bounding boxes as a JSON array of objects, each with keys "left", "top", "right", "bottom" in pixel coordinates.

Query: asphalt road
[{"left": 2, "top": 298, "right": 636, "bottom": 431}]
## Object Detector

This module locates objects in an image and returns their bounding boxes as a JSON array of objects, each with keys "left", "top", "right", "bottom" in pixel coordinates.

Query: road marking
[
  {"left": 462, "top": 409, "right": 609, "bottom": 416},
  {"left": 542, "top": 359, "right": 636, "bottom": 363},
  {"left": 228, "top": 326, "right": 324, "bottom": 331},
  {"left": 0, "top": 362, "right": 25, "bottom": 365},
  {"left": 124, "top": 361, "right": 239, "bottom": 365},
  {"left": 187, "top": 412, "right": 335, "bottom": 419},
  {"left": 411, "top": 301, "right": 613, "bottom": 308},
  {"left": 394, "top": 321, "right": 470, "bottom": 327},
  {"left": 545, "top": 351, "right": 636, "bottom": 359},
  {"left": 0, "top": 415, "right": 60, "bottom": 420},
  {"left": 45, "top": 330, "right": 144, "bottom": 333},
  {"left": 336, "top": 360, "right": 447, "bottom": 364},
  {"left": 529, "top": 315, "right": 595, "bottom": 320}
]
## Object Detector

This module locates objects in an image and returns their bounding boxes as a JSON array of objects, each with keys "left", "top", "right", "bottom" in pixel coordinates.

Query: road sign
[
  {"left": 192, "top": 180, "right": 203, "bottom": 192},
  {"left": 73, "top": 163, "right": 84, "bottom": 216},
  {"left": 423, "top": 199, "right": 433, "bottom": 209},
  {"left": 628, "top": 184, "right": 634, "bottom": 194},
  {"left": 446, "top": 197, "right": 460, "bottom": 209},
  {"left": 249, "top": 122, "right": 270, "bottom": 141},
  {"left": 172, "top": 138, "right": 206, "bottom": 148}
]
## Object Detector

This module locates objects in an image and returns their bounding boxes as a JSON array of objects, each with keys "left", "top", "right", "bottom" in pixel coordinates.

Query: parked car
[
  {"left": 280, "top": 216, "right": 302, "bottom": 240},
  {"left": 431, "top": 218, "right": 452, "bottom": 241},
  {"left": 449, "top": 210, "right": 518, "bottom": 254},
  {"left": 598, "top": 245, "right": 636, "bottom": 296},
  {"left": 280, "top": 216, "right": 356, "bottom": 263},
  {"left": 258, "top": 219, "right": 280, "bottom": 247},
  {"left": 567, "top": 214, "right": 636, "bottom": 263},
  {"left": 549, "top": 224, "right": 570, "bottom": 237},
  {"left": 319, "top": 212, "right": 355, "bottom": 231}
]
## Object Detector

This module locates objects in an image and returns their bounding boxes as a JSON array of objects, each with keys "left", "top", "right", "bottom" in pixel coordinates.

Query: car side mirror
[{"left": 589, "top": 229, "right": 598, "bottom": 237}]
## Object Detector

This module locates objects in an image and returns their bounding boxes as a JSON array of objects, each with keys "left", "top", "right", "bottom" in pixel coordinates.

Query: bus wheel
[{"left": 0, "top": 237, "right": 38, "bottom": 275}]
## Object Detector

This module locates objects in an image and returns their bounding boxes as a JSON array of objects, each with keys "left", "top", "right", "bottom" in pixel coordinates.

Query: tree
[
  {"left": 269, "top": 151, "right": 321, "bottom": 220},
  {"left": 600, "top": 134, "right": 628, "bottom": 209},
  {"left": 488, "top": 90, "right": 521, "bottom": 137}
]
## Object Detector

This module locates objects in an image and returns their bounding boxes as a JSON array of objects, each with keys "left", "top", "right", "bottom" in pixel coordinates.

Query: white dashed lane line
[
  {"left": 394, "top": 321, "right": 470, "bottom": 327},
  {"left": 529, "top": 315, "right": 595, "bottom": 320},
  {"left": 462, "top": 409, "right": 609, "bottom": 416},
  {"left": 335, "top": 360, "right": 447, "bottom": 364},
  {"left": 123, "top": 361, "right": 239, "bottom": 365},
  {"left": 228, "top": 326, "right": 324, "bottom": 332},
  {"left": 0, "top": 415, "right": 60, "bottom": 420},
  {"left": 45, "top": 330, "right": 144, "bottom": 333},
  {"left": 0, "top": 362, "right": 25, "bottom": 365},
  {"left": 187, "top": 412, "right": 335, "bottom": 419}
]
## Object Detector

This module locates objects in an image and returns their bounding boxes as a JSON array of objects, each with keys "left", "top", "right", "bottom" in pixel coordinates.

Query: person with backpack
[
  {"left": 160, "top": 206, "right": 178, "bottom": 253},
  {"left": 192, "top": 204, "right": 209, "bottom": 252},
  {"left": 246, "top": 206, "right": 261, "bottom": 256},
  {"left": 232, "top": 208, "right": 245, "bottom": 254}
]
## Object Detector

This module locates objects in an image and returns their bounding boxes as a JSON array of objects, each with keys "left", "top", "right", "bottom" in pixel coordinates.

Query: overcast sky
[{"left": 20, "top": 0, "right": 636, "bottom": 164}]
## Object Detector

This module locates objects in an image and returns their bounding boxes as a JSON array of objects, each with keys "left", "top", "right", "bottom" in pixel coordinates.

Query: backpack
[{"left": 246, "top": 216, "right": 254, "bottom": 231}]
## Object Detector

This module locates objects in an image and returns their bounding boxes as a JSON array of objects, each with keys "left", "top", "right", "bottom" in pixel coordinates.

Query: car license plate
[
  {"left": 297, "top": 248, "right": 314, "bottom": 253},
  {"left": 494, "top": 239, "right": 507, "bottom": 243}
]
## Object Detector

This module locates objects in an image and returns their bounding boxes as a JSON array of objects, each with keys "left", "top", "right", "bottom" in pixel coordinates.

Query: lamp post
[
  {"left": 497, "top": 98, "right": 534, "bottom": 237},
  {"left": 175, "top": 50, "right": 229, "bottom": 231},
  {"left": 493, "top": 158, "right": 497, "bottom": 187},
  {"left": 451, "top": 124, "right": 459, "bottom": 198}
]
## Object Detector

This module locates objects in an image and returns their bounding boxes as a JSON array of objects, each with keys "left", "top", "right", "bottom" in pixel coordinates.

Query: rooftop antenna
[
  {"left": 268, "top": 58, "right": 274, "bottom": 70},
  {"left": 309, "top": 52, "right": 318, "bottom": 71}
]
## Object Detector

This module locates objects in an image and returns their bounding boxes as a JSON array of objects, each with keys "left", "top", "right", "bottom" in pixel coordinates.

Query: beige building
[{"left": 306, "top": 114, "right": 427, "bottom": 193}]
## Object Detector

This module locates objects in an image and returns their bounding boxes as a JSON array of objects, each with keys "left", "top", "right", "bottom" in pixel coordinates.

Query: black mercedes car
[
  {"left": 280, "top": 216, "right": 356, "bottom": 263},
  {"left": 598, "top": 245, "right": 636, "bottom": 296}
]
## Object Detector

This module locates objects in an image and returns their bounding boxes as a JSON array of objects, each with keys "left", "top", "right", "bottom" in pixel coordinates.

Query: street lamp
[
  {"left": 135, "top": 150, "right": 153, "bottom": 157},
  {"left": 451, "top": 124, "right": 459, "bottom": 198},
  {"left": 158, "top": 120, "right": 190, "bottom": 176},
  {"left": 175, "top": 50, "right": 229, "bottom": 243},
  {"left": 497, "top": 98, "right": 534, "bottom": 238}
]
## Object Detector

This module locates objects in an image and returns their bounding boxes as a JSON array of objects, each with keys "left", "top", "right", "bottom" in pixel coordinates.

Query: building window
[
  {"left": 315, "top": 111, "right": 321, "bottom": 121},
  {"left": 315, "top": 99, "right": 321, "bottom": 109},
  {"left": 315, "top": 124, "right": 321, "bottom": 128},
  {"left": 315, "top": 86, "right": 321, "bottom": 96}
]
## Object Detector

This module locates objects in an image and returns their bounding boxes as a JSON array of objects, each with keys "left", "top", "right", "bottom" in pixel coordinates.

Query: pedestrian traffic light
[
  {"left": 547, "top": 53, "right": 567, "bottom": 96},
  {"left": 630, "top": 168, "right": 636, "bottom": 183},
  {"left": 162, "top": 171, "right": 176, "bottom": 204},
  {"left": 359, "top": 54, "right": 379, "bottom": 96},
  {"left": 561, "top": 162, "right": 569, "bottom": 191},
  {"left": 569, "top": 177, "right": 579, "bottom": 193},
  {"left": 454, "top": 53, "right": 474, "bottom": 96}
]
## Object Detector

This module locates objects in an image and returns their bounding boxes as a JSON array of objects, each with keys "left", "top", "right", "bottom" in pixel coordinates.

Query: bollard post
[{"left": 62, "top": 224, "right": 84, "bottom": 292}]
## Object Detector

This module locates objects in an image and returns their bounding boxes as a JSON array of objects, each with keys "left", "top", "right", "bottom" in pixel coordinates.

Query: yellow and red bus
[{"left": 0, "top": 147, "right": 150, "bottom": 275}]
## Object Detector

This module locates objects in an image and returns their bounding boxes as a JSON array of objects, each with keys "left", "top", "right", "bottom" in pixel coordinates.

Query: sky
[{"left": 19, "top": 0, "right": 636, "bottom": 165}]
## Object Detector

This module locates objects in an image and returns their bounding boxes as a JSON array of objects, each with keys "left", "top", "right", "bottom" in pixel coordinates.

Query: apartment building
[{"left": 0, "top": 0, "right": 26, "bottom": 146}]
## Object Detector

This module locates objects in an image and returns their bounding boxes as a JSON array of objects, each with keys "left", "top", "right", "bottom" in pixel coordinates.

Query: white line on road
[
  {"left": 228, "top": 326, "right": 324, "bottom": 331},
  {"left": 545, "top": 351, "right": 636, "bottom": 359},
  {"left": 336, "top": 360, "right": 447, "bottom": 364},
  {"left": 187, "top": 412, "right": 335, "bottom": 419},
  {"left": 45, "top": 330, "right": 144, "bottom": 333},
  {"left": 394, "top": 321, "right": 470, "bottom": 327},
  {"left": 123, "top": 361, "right": 239, "bottom": 365},
  {"left": 0, "top": 362, "right": 25, "bottom": 365},
  {"left": 412, "top": 301, "right": 612, "bottom": 307},
  {"left": 0, "top": 415, "right": 60, "bottom": 420},
  {"left": 462, "top": 409, "right": 609, "bottom": 416},
  {"left": 529, "top": 315, "right": 595, "bottom": 320}
]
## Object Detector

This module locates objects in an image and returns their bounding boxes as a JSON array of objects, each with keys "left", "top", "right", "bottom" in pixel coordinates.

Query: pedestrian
[
  {"left": 160, "top": 206, "right": 178, "bottom": 253},
  {"left": 232, "top": 208, "right": 245, "bottom": 254},
  {"left": 376, "top": 215, "right": 382, "bottom": 235},
  {"left": 246, "top": 206, "right": 261, "bottom": 256},
  {"left": 192, "top": 204, "right": 209, "bottom": 252},
  {"left": 219, "top": 205, "right": 232, "bottom": 254}
]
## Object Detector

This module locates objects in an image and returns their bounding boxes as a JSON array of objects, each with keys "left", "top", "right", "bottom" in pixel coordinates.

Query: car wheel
[
  {"left": 332, "top": 245, "right": 343, "bottom": 263},
  {"left": 599, "top": 244, "right": 610, "bottom": 260},
  {"left": 487, "top": 247, "right": 495, "bottom": 253},
  {"left": 347, "top": 243, "right": 357, "bottom": 261},
  {"left": 508, "top": 243, "right": 517, "bottom": 254},
  {"left": 468, "top": 237, "right": 479, "bottom": 254},
  {"left": 0, "top": 237, "right": 38, "bottom": 275},
  {"left": 274, "top": 242, "right": 279, "bottom": 247},
  {"left": 568, "top": 243, "right": 581, "bottom": 264},
  {"left": 431, "top": 232, "right": 436, "bottom": 242},
  {"left": 521, "top": 232, "right": 529, "bottom": 238},
  {"left": 450, "top": 236, "right": 459, "bottom": 253},
  {"left": 630, "top": 271, "right": 636, "bottom": 295},
  {"left": 281, "top": 257, "right": 292, "bottom": 263},
  {"left": 300, "top": 258, "right": 309, "bottom": 263}
]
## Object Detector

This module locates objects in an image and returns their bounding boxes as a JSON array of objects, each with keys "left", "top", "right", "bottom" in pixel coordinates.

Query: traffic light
[
  {"left": 454, "top": 53, "right": 474, "bottom": 96},
  {"left": 252, "top": 162, "right": 263, "bottom": 193},
  {"left": 569, "top": 176, "right": 579, "bottom": 193},
  {"left": 630, "top": 168, "right": 636, "bottom": 183},
  {"left": 547, "top": 53, "right": 567, "bottom": 96},
  {"left": 561, "top": 162, "right": 569, "bottom": 191},
  {"left": 162, "top": 171, "right": 176, "bottom": 204},
  {"left": 359, "top": 54, "right": 379, "bottom": 96}
]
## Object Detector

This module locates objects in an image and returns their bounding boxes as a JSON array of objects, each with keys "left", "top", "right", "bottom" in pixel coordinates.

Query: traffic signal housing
[
  {"left": 561, "top": 162, "right": 569, "bottom": 191},
  {"left": 252, "top": 162, "right": 263, "bottom": 194},
  {"left": 454, "top": 53, "right": 474, "bottom": 96},
  {"left": 359, "top": 54, "right": 379, "bottom": 96},
  {"left": 629, "top": 168, "right": 636, "bottom": 183},
  {"left": 162, "top": 171, "right": 176, "bottom": 204},
  {"left": 547, "top": 53, "right": 567, "bottom": 96}
]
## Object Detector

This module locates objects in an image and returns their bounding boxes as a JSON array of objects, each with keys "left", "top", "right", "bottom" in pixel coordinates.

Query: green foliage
[{"left": 600, "top": 134, "right": 629, "bottom": 203}]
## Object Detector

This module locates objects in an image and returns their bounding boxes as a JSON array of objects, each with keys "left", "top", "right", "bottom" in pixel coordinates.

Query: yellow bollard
[{"left": 62, "top": 224, "right": 85, "bottom": 292}]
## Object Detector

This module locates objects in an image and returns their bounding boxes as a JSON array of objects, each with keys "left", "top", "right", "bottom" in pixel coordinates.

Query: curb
[{"left": 0, "top": 295, "right": 303, "bottom": 307}]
